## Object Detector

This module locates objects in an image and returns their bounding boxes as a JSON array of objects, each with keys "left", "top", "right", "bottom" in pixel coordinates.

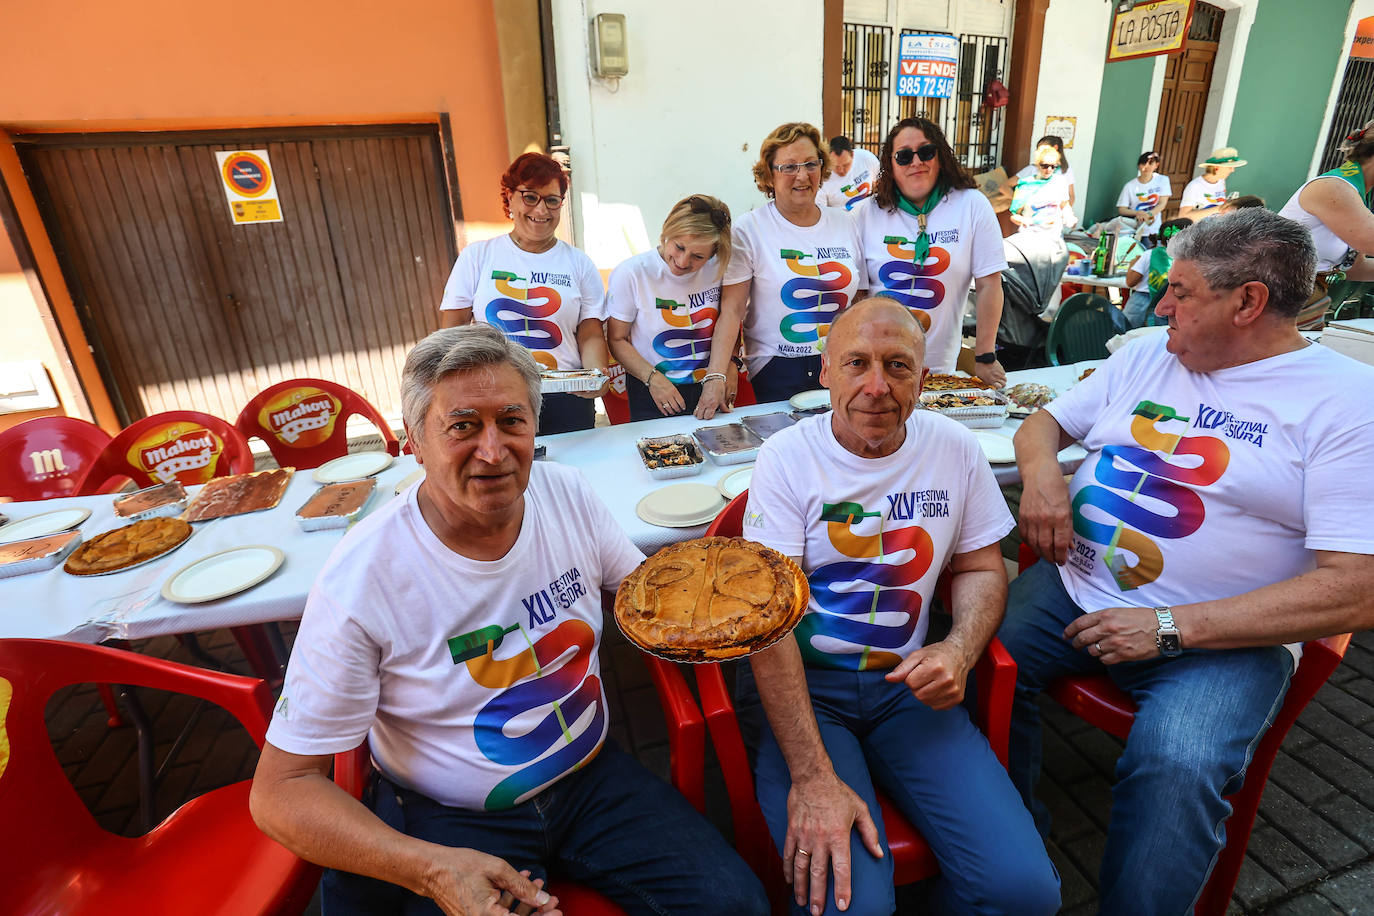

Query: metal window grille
[
  {"left": 1319, "top": 56, "right": 1374, "bottom": 172},
  {"left": 1188, "top": 2, "right": 1225, "bottom": 43},
  {"left": 841, "top": 23, "right": 893, "bottom": 154}
]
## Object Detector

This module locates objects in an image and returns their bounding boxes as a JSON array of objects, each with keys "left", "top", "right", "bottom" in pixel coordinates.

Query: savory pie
[
  {"left": 614, "top": 536, "right": 809, "bottom": 662},
  {"left": 64, "top": 517, "right": 193, "bottom": 576}
]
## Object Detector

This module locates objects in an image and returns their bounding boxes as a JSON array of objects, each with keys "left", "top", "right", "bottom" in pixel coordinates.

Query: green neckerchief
[
  {"left": 895, "top": 185, "right": 946, "bottom": 265},
  {"left": 1146, "top": 246, "right": 1171, "bottom": 295},
  {"left": 1321, "top": 159, "right": 1374, "bottom": 210}
]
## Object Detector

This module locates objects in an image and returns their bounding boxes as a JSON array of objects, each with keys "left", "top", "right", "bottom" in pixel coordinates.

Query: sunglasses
[
  {"left": 1036, "top": 162, "right": 1057, "bottom": 170},
  {"left": 894, "top": 144, "right": 939, "bottom": 166},
  {"left": 687, "top": 195, "right": 730, "bottom": 230},
  {"left": 515, "top": 189, "right": 565, "bottom": 210}
]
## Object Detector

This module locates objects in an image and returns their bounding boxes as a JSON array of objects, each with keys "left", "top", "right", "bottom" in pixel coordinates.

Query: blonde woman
[{"left": 606, "top": 195, "right": 735, "bottom": 420}]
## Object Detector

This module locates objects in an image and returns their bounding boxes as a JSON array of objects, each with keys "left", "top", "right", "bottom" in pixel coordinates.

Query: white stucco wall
[
  {"left": 1028, "top": 0, "right": 1115, "bottom": 223},
  {"left": 552, "top": 0, "right": 825, "bottom": 268}
]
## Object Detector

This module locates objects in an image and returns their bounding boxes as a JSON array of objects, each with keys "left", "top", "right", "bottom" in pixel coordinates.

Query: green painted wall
[
  {"left": 1086, "top": 57, "right": 1154, "bottom": 224},
  {"left": 1228, "top": 0, "right": 1352, "bottom": 207}
]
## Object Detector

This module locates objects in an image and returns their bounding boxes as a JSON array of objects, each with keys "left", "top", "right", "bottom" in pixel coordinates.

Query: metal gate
[
  {"left": 843, "top": 23, "right": 1005, "bottom": 172},
  {"left": 1319, "top": 54, "right": 1374, "bottom": 171}
]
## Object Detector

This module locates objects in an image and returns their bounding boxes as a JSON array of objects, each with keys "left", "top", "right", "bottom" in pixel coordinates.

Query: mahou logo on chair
[
  {"left": 129, "top": 423, "right": 224, "bottom": 484},
  {"left": 259, "top": 387, "right": 341, "bottom": 447}
]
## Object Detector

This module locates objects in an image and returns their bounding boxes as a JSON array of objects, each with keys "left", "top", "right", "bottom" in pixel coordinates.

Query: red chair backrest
[
  {"left": 78, "top": 410, "right": 254, "bottom": 494},
  {"left": 0, "top": 416, "right": 111, "bottom": 500},
  {"left": 236, "top": 378, "right": 399, "bottom": 469},
  {"left": 706, "top": 490, "right": 750, "bottom": 538}
]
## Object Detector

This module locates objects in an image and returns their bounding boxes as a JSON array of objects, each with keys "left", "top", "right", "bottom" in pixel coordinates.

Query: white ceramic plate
[
  {"left": 788, "top": 389, "right": 831, "bottom": 411},
  {"left": 313, "top": 451, "right": 394, "bottom": 484},
  {"left": 394, "top": 468, "right": 425, "bottom": 495},
  {"left": 636, "top": 483, "right": 726, "bottom": 529},
  {"left": 0, "top": 507, "right": 91, "bottom": 544},
  {"left": 717, "top": 466, "right": 754, "bottom": 501},
  {"left": 974, "top": 431, "right": 1017, "bottom": 464},
  {"left": 161, "top": 545, "right": 285, "bottom": 604}
]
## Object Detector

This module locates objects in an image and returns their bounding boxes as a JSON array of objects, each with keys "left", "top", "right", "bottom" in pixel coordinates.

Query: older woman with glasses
[
  {"left": 857, "top": 117, "right": 1008, "bottom": 386},
  {"left": 438, "top": 151, "right": 610, "bottom": 435},
  {"left": 695, "top": 122, "right": 867, "bottom": 418},
  {"left": 1116, "top": 151, "right": 1172, "bottom": 244},
  {"left": 1010, "top": 146, "right": 1074, "bottom": 236},
  {"left": 606, "top": 195, "right": 735, "bottom": 420}
]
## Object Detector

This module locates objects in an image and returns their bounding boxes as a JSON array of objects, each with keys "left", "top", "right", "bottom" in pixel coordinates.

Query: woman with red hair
[{"left": 439, "top": 152, "right": 610, "bottom": 434}]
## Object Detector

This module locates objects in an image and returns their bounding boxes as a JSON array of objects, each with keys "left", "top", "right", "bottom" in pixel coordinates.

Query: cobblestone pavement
[{"left": 45, "top": 623, "right": 1374, "bottom": 914}]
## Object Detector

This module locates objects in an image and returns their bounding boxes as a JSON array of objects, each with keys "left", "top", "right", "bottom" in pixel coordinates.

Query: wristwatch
[
  {"left": 974, "top": 352, "right": 998, "bottom": 365},
  {"left": 1154, "top": 607, "right": 1182, "bottom": 657}
]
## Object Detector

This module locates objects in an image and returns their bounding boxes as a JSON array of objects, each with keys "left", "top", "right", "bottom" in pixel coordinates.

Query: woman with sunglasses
[
  {"left": 1001, "top": 135, "right": 1076, "bottom": 208},
  {"left": 857, "top": 117, "right": 1007, "bottom": 386},
  {"left": 606, "top": 195, "right": 735, "bottom": 420},
  {"left": 438, "top": 151, "right": 610, "bottom": 435},
  {"left": 695, "top": 122, "right": 867, "bottom": 419},
  {"left": 1009, "top": 147, "right": 1074, "bottom": 235},
  {"left": 1115, "top": 151, "right": 1172, "bottom": 244}
]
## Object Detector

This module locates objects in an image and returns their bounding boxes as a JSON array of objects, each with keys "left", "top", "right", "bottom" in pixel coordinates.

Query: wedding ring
[
  {"left": 796, "top": 849, "right": 810, "bottom": 857},
  {"left": 1095, "top": 642, "right": 1103, "bottom": 655}
]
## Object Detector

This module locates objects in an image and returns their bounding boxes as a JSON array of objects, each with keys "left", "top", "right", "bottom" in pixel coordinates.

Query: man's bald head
[{"left": 826, "top": 296, "right": 927, "bottom": 364}]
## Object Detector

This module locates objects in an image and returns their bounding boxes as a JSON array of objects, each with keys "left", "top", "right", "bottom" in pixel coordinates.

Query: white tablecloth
[
  {"left": 1, "top": 375, "right": 1095, "bottom": 643},
  {"left": 1061, "top": 272, "right": 1130, "bottom": 290}
]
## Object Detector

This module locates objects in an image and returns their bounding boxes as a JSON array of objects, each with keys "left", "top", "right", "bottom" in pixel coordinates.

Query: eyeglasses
[
  {"left": 894, "top": 144, "right": 939, "bottom": 166},
  {"left": 688, "top": 195, "right": 730, "bottom": 229},
  {"left": 771, "top": 159, "right": 823, "bottom": 175},
  {"left": 515, "top": 189, "right": 565, "bottom": 210}
]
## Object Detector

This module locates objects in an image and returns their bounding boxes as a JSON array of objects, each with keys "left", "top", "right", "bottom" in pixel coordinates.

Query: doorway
[{"left": 1151, "top": 4, "right": 1225, "bottom": 217}]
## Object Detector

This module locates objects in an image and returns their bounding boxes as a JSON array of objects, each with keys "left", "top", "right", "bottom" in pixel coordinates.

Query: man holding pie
[
  {"left": 740, "top": 298, "right": 1059, "bottom": 916},
  {"left": 251, "top": 325, "right": 766, "bottom": 916}
]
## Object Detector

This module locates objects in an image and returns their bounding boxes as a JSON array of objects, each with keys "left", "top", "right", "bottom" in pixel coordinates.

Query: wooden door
[
  {"left": 1153, "top": 41, "right": 1219, "bottom": 218},
  {"left": 17, "top": 125, "right": 457, "bottom": 424}
]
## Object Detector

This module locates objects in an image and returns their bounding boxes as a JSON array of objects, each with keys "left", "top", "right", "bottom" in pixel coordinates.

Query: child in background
[{"left": 1123, "top": 218, "right": 1192, "bottom": 327}]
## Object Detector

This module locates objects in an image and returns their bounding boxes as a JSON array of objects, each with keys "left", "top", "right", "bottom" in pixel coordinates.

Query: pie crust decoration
[
  {"left": 614, "top": 536, "right": 809, "bottom": 662},
  {"left": 63, "top": 517, "right": 193, "bottom": 576}
]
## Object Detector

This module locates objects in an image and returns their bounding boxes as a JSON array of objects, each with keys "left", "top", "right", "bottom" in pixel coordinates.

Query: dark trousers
[
  {"left": 625, "top": 375, "right": 704, "bottom": 422},
  {"left": 538, "top": 392, "right": 596, "bottom": 436},
  {"left": 750, "top": 355, "right": 822, "bottom": 404}
]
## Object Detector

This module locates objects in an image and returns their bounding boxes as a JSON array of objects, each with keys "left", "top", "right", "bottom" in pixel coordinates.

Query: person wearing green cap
[
  {"left": 1179, "top": 147, "right": 1247, "bottom": 221},
  {"left": 857, "top": 117, "right": 1009, "bottom": 386}
]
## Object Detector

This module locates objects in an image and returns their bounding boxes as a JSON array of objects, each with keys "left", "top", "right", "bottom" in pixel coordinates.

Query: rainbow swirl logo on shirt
[
  {"left": 651, "top": 296, "right": 717, "bottom": 382},
  {"left": 1070, "top": 400, "right": 1230, "bottom": 591},
  {"left": 875, "top": 235, "right": 951, "bottom": 326},
  {"left": 485, "top": 269, "right": 564, "bottom": 370},
  {"left": 1132, "top": 192, "right": 1160, "bottom": 212},
  {"left": 456, "top": 619, "right": 604, "bottom": 810},
  {"left": 840, "top": 180, "right": 873, "bottom": 210},
  {"left": 778, "top": 248, "right": 852, "bottom": 347},
  {"left": 795, "top": 501, "right": 934, "bottom": 670}
]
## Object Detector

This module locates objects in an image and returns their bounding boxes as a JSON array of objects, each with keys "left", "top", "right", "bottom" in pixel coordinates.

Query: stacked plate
[{"left": 636, "top": 483, "right": 725, "bottom": 528}]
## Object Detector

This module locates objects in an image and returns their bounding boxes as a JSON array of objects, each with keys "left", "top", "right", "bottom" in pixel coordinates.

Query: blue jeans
[
  {"left": 322, "top": 741, "right": 767, "bottom": 916},
  {"left": 737, "top": 664, "right": 1059, "bottom": 916},
  {"left": 998, "top": 560, "right": 1293, "bottom": 915},
  {"left": 750, "top": 355, "right": 822, "bottom": 404},
  {"left": 1123, "top": 290, "right": 1152, "bottom": 328}
]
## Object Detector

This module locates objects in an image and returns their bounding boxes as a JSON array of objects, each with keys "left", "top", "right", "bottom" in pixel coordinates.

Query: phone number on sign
[{"left": 897, "top": 75, "right": 953, "bottom": 98}]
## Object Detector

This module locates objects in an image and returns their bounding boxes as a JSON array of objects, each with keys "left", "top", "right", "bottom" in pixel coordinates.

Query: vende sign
[
  {"left": 896, "top": 33, "right": 959, "bottom": 99},
  {"left": 1107, "top": 0, "right": 1194, "bottom": 63}
]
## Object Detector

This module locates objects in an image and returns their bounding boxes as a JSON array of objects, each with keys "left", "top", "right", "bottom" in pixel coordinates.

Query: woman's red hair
[{"left": 499, "top": 152, "right": 568, "bottom": 216}]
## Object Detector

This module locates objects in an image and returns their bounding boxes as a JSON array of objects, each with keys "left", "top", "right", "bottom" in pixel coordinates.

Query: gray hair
[
  {"left": 1167, "top": 208, "right": 1316, "bottom": 319},
  {"left": 401, "top": 325, "right": 542, "bottom": 436}
]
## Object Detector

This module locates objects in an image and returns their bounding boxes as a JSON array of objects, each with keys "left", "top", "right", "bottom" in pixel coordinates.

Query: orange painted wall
[{"left": 0, "top": 0, "right": 513, "bottom": 430}]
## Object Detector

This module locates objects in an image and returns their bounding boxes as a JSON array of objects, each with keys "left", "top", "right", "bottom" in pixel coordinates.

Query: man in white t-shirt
[
  {"left": 817, "top": 137, "right": 880, "bottom": 212},
  {"left": 1003, "top": 208, "right": 1374, "bottom": 915},
  {"left": 251, "top": 325, "right": 767, "bottom": 916},
  {"left": 740, "top": 298, "right": 1059, "bottom": 916}
]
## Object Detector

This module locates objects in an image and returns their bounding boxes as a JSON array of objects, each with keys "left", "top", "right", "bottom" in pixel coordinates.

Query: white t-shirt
[
  {"left": 818, "top": 149, "right": 881, "bottom": 212},
  {"left": 723, "top": 203, "right": 868, "bottom": 375},
  {"left": 266, "top": 463, "right": 645, "bottom": 811},
  {"left": 1012, "top": 173, "right": 1072, "bottom": 233},
  {"left": 857, "top": 188, "right": 1008, "bottom": 372},
  {"left": 1126, "top": 253, "right": 1150, "bottom": 293},
  {"left": 743, "top": 411, "right": 1014, "bottom": 670},
  {"left": 1278, "top": 175, "right": 1357, "bottom": 273},
  {"left": 1046, "top": 334, "right": 1374, "bottom": 621},
  {"left": 1117, "top": 174, "right": 1173, "bottom": 237},
  {"left": 1181, "top": 175, "right": 1227, "bottom": 213},
  {"left": 1016, "top": 164, "right": 1077, "bottom": 187},
  {"left": 604, "top": 249, "right": 722, "bottom": 383},
  {"left": 439, "top": 234, "right": 605, "bottom": 370}
]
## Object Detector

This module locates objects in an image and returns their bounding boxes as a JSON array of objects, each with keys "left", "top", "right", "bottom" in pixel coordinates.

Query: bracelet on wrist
[
  {"left": 702, "top": 372, "right": 727, "bottom": 385},
  {"left": 644, "top": 368, "right": 660, "bottom": 385}
]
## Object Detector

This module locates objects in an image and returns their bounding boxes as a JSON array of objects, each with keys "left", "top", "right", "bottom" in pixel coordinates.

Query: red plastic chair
[
  {"left": 78, "top": 410, "right": 254, "bottom": 494},
  {"left": 697, "top": 492, "right": 1018, "bottom": 913},
  {"left": 236, "top": 379, "right": 399, "bottom": 470},
  {"left": 330, "top": 645, "right": 707, "bottom": 915},
  {"left": 1015, "top": 544, "right": 1352, "bottom": 915},
  {"left": 0, "top": 415, "right": 111, "bottom": 500},
  {"left": 0, "top": 638, "right": 319, "bottom": 915}
]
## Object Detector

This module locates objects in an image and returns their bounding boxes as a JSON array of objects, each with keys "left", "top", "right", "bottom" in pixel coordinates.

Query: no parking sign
[{"left": 214, "top": 149, "right": 284, "bottom": 224}]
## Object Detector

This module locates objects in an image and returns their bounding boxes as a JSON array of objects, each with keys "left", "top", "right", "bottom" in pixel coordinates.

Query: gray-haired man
[
  {"left": 1002, "top": 208, "right": 1374, "bottom": 913},
  {"left": 252, "top": 325, "right": 766, "bottom": 915}
]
